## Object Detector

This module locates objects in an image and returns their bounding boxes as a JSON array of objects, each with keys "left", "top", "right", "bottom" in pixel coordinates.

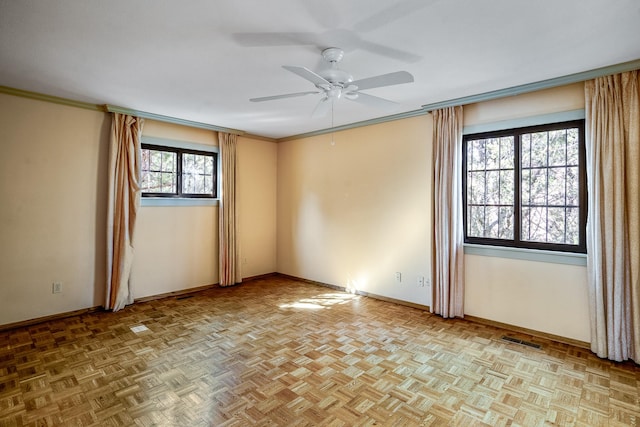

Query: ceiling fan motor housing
[
  {"left": 318, "top": 68, "right": 353, "bottom": 87},
  {"left": 318, "top": 47, "right": 353, "bottom": 87}
]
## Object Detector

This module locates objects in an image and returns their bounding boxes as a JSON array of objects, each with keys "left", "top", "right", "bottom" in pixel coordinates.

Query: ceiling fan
[{"left": 249, "top": 47, "right": 414, "bottom": 118}]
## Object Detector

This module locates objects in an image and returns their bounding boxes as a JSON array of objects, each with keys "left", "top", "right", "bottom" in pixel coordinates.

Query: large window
[
  {"left": 463, "top": 120, "right": 586, "bottom": 253},
  {"left": 141, "top": 144, "right": 217, "bottom": 198}
]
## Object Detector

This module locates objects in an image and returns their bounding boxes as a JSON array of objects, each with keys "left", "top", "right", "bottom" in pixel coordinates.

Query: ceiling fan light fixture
[{"left": 327, "top": 87, "right": 343, "bottom": 99}]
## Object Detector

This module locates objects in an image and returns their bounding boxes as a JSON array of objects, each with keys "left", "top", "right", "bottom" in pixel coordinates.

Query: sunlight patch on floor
[{"left": 279, "top": 292, "right": 360, "bottom": 310}]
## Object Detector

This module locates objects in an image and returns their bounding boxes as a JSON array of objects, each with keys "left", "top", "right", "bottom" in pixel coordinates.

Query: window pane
[
  {"left": 468, "top": 171, "right": 485, "bottom": 204},
  {"left": 468, "top": 140, "right": 486, "bottom": 171},
  {"left": 142, "top": 172, "right": 150, "bottom": 191},
  {"left": 500, "top": 137, "right": 514, "bottom": 169},
  {"left": 521, "top": 134, "right": 531, "bottom": 168},
  {"left": 485, "top": 138, "right": 500, "bottom": 170},
  {"left": 499, "top": 207, "right": 514, "bottom": 239},
  {"left": 162, "top": 152, "right": 176, "bottom": 172},
  {"left": 547, "top": 168, "right": 566, "bottom": 206},
  {"left": 196, "top": 175, "right": 205, "bottom": 193},
  {"left": 500, "top": 170, "right": 514, "bottom": 205},
  {"left": 183, "top": 154, "right": 194, "bottom": 172},
  {"left": 145, "top": 150, "right": 177, "bottom": 194},
  {"left": 566, "top": 208, "right": 580, "bottom": 245},
  {"left": 485, "top": 170, "right": 500, "bottom": 204},
  {"left": 548, "top": 130, "right": 567, "bottom": 166},
  {"left": 205, "top": 157, "right": 214, "bottom": 174},
  {"left": 524, "top": 206, "right": 547, "bottom": 242},
  {"left": 161, "top": 172, "right": 175, "bottom": 193},
  {"left": 566, "top": 166, "right": 579, "bottom": 206},
  {"left": 468, "top": 206, "right": 485, "bottom": 238},
  {"left": 142, "top": 149, "right": 150, "bottom": 170},
  {"left": 182, "top": 153, "right": 214, "bottom": 195},
  {"left": 484, "top": 207, "right": 500, "bottom": 238},
  {"left": 567, "top": 128, "right": 579, "bottom": 165},
  {"left": 521, "top": 207, "right": 530, "bottom": 241},
  {"left": 149, "top": 172, "right": 162, "bottom": 192},
  {"left": 150, "top": 151, "right": 162, "bottom": 170},
  {"left": 530, "top": 132, "right": 548, "bottom": 167},
  {"left": 527, "top": 168, "right": 547, "bottom": 206},
  {"left": 204, "top": 176, "right": 213, "bottom": 193},
  {"left": 547, "top": 207, "right": 567, "bottom": 244}
]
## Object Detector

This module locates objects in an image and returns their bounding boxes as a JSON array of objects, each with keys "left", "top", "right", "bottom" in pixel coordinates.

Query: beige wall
[
  {"left": 131, "top": 120, "right": 220, "bottom": 299},
  {"left": 0, "top": 97, "right": 278, "bottom": 325},
  {"left": 126, "top": 123, "right": 280, "bottom": 298},
  {"left": 277, "top": 82, "right": 590, "bottom": 342},
  {"left": 463, "top": 82, "right": 590, "bottom": 342},
  {"left": 277, "top": 115, "right": 433, "bottom": 306},
  {"left": 238, "top": 136, "right": 278, "bottom": 278},
  {"left": 0, "top": 94, "right": 110, "bottom": 325}
]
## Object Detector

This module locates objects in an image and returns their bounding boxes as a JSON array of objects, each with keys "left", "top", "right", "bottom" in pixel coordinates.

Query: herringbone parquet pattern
[{"left": 1, "top": 276, "right": 638, "bottom": 426}]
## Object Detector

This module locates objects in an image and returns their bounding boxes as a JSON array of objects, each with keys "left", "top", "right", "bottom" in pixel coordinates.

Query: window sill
[
  {"left": 141, "top": 198, "right": 219, "bottom": 207},
  {"left": 463, "top": 243, "right": 587, "bottom": 266}
]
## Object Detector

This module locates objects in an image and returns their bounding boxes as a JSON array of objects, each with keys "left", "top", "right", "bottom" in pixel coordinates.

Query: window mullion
[
  {"left": 545, "top": 131, "right": 550, "bottom": 242},
  {"left": 483, "top": 141, "right": 488, "bottom": 237},
  {"left": 514, "top": 131, "right": 521, "bottom": 245},
  {"left": 177, "top": 151, "right": 183, "bottom": 196},
  {"left": 564, "top": 129, "right": 568, "bottom": 243}
]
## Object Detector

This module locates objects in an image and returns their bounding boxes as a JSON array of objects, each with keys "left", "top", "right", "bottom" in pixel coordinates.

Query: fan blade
[
  {"left": 350, "top": 71, "right": 414, "bottom": 91},
  {"left": 302, "top": 0, "right": 342, "bottom": 29},
  {"left": 312, "top": 97, "right": 332, "bottom": 118},
  {"left": 283, "top": 66, "right": 331, "bottom": 87},
  {"left": 232, "top": 32, "right": 318, "bottom": 47},
  {"left": 359, "top": 40, "right": 422, "bottom": 63},
  {"left": 250, "top": 91, "right": 319, "bottom": 102},
  {"left": 354, "top": 0, "right": 436, "bottom": 33},
  {"left": 348, "top": 92, "right": 401, "bottom": 112}
]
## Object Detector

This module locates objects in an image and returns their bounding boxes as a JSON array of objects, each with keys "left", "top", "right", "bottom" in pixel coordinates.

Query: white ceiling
[{"left": 1, "top": 0, "right": 639, "bottom": 139}]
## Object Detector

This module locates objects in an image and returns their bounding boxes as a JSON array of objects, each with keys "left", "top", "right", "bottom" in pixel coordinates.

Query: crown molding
[
  {"left": 0, "top": 85, "right": 104, "bottom": 111},
  {"left": 105, "top": 105, "right": 244, "bottom": 135},
  {"left": 421, "top": 58, "right": 640, "bottom": 112},
  {"left": 277, "top": 108, "right": 430, "bottom": 142}
]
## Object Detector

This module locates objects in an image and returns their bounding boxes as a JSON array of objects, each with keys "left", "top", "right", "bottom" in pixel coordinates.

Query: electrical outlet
[
  {"left": 52, "top": 282, "right": 62, "bottom": 294},
  {"left": 395, "top": 272, "right": 402, "bottom": 283},
  {"left": 417, "top": 276, "right": 425, "bottom": 287}
]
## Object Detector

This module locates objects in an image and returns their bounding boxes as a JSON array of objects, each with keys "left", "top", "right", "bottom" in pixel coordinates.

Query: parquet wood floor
[{"left": 1, "top": 276, "right": 638, "bottom": 426}]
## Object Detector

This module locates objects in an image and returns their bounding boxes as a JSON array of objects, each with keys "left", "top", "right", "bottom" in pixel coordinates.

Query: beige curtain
[
  {"left": 585, "top": 71, "right": 639, "bottom": 363},
  {"left": 219, "top": 132, "right": 242, "bottom": 286},
  {"left": 431, "top": 106, "right": 465, "bottom": 318},
  {"left": 105, "top": 113, "right": 144, "bottom": 311}
]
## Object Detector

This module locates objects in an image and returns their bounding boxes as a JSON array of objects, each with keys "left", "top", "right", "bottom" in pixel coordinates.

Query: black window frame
[
  {"left": 141, "top": 143, "right": 218, "bottom": 199},
  {"left": 462, "top": 119, "right": 587, "bottom": 253}
]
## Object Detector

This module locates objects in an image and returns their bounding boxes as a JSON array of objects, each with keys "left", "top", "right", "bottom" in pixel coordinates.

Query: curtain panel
[
  {"left": 585, "top": 71, "right": 639, "bottom": 363},
  {"left": 219, "top": 132, "right": 242, "bottom": 287},
  {"left": 105, "top": 113, "right": 144, "bottom": 311},
  {"left": 431, "top": 106, "right": 465, "bottom": 318}
]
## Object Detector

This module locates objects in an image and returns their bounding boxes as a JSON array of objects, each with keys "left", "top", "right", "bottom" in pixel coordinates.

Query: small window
[
  {"left": 463, "top": 120, "right": 586, "bottom": 253},
  {"left": 141, "top": 144, "right": 217, "bottom": 198}
]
